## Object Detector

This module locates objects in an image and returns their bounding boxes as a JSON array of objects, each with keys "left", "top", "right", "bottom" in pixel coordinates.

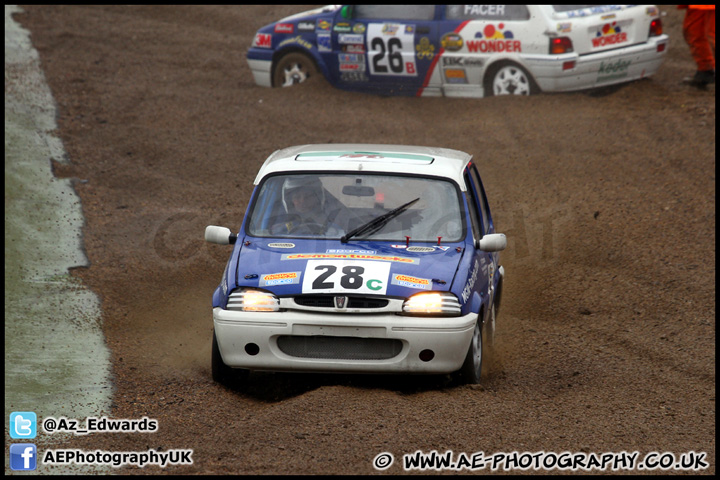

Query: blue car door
[
  {"left": 463, "top": 163, "right": 499, "bottom": 318},
  {"left": 330, "top": 5, "right": 439, "bottom": 96}
]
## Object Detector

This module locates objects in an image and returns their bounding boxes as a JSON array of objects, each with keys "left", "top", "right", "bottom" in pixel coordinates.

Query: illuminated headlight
[
  {"left": 402, "top": 292, "right": 461, "bottom": 316},
  {"left": 227, "top": 289, "right": 279, "bottom": 312}
]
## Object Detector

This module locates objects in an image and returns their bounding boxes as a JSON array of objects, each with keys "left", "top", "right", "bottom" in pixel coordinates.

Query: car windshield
[{"left": 247, "top": 173, "right": 465, "bottom": 242}]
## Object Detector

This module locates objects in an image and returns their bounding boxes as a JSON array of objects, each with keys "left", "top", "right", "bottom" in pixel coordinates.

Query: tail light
[
  {"left": 549, "top": 37, "right": 574, "bottom": 55},
  {"left": 649, "top": 18, "right": 663, "bottom": 37}
]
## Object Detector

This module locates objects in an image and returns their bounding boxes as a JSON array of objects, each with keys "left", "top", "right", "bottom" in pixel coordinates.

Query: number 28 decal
[{"left": 302, "top": 260, "right": 391, "bottom": 294}]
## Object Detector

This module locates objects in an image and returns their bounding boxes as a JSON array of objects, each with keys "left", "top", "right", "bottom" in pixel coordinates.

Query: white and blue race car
[
  {"left": 206, "top": 144, "right": 506, "bottom": 385},
  {"left": 246, "top": 5, "right": 668, "bottom": 97}
]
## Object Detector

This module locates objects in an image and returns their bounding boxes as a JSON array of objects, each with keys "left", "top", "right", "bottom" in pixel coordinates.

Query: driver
[
  {"left": 283, "top": 177, "right": 324, "bottom": 216},
  {"left": 279, "top": 176, "right": 342, "bottom": 235}
]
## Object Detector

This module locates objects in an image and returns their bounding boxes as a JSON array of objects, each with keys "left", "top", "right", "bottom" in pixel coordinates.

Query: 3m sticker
[
  {"left": 253, "top": 33, "right": 272, "bottom": 48},
  {"left": 302, "top": 260, "right": 391, "bottom": 294}
]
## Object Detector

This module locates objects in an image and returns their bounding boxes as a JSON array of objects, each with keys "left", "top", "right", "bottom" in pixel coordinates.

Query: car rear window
[{"left": 445, "top": 5, "right": 530, "bottom": 21}]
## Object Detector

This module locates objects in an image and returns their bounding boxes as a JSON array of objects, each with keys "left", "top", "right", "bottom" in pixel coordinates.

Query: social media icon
[
  {"left": 10, "top": 444, "right": 37, "bottom": 471},
  {"left": 10, "top": 411, "right": 37, "bottom": 439}
]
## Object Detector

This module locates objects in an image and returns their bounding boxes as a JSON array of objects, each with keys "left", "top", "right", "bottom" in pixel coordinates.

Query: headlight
[
  {"left": 402, "top": 292, "right": 461, "bottom": 316},
  {"left": 227, "top": 288, "right": 279, "bottom": 312}
]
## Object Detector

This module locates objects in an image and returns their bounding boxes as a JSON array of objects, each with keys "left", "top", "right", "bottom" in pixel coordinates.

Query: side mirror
[
  {"left": 340, "top": 5, "right": 351, "bottom": 19},
  {"left": 205, "top": 225, "right": 237, "bottom": 245},
  {"left": 477, "top": 233, "right": 506, "bottom": 252}
]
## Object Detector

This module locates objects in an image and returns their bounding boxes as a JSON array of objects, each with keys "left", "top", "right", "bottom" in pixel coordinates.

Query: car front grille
[
  {"left": 293, "top": 296, "right": 389, "bottom": 309},
  {"left": 277, "top": 335, "right": 402, "bottom": 360}
]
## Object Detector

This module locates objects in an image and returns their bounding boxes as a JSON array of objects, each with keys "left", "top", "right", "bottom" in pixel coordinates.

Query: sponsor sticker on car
[
  {"left": 253, "top": 33, "right": 272, "bottom": 48},
  {"left": 260, "top": 272, "right": 301, "bottom": 287},
  {"left": 391, "top": 274, "right": 432, "bottom": 290}
]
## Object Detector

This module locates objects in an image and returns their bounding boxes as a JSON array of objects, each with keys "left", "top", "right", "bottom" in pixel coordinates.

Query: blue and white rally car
[
  {"left": 206, "top": 145, "right": 506, "bottom": 385},
  {"left": 246, "top": 5, "right": 668, "bottom": 97}
]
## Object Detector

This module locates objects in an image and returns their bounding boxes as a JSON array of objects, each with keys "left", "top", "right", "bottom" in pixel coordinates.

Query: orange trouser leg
[{"left": 683, "top": 8, "right": 716, "bottom": 71}]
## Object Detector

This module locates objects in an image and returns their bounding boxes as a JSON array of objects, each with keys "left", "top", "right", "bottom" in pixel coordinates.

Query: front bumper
[
  {"left": 525, "top": 35, "right": 669, "bottom": 92},
  {"left": 213, "top": 307, "right": 476, "bottom": 374},
  {"left": 246, "top": 56, "right": 273, "bottom": 88}
]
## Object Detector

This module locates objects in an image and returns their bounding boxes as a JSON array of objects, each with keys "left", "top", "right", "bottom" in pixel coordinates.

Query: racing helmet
[{"left": 281, "top": 176, "right": 325, "bottom": 213}]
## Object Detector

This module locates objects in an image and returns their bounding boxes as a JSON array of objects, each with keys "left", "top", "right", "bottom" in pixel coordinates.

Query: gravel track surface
[{"left": 16, "top": 5, "right": 714, "bottom": 475}]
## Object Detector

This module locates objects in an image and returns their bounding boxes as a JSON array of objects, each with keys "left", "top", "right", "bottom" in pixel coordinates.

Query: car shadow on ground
[
  {"left": 583, "top": 81, "right": 633, "bottom": 97},
  {"left": 221, "top": 368, "right": 506, "bottom": 402}
]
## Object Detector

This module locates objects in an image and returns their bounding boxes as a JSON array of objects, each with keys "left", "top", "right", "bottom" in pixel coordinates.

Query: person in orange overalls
[{"left": 679, "top": 5, "right": 715, "bottom": 87}]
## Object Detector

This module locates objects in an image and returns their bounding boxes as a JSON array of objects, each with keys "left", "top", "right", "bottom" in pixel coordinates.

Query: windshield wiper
[{"left": 341, "top": 198, "right": 420, "bottom": 243}]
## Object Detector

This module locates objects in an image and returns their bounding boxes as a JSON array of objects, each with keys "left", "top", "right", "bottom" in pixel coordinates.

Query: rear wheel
[
  {"left": 485, "top": 62, "right": 538, "bottom": 96},
  {"left": 211, "top": 329, "right": 249, "bottom": 387},
  {"left": 272, "top": 52, "right": 317, "bottom": 87}
]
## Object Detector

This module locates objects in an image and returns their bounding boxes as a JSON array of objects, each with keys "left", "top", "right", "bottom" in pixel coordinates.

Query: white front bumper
[
  {"left": 246, "top": 58, "right": 273, "bottom": 88},
  {"left": 213, "top": 307, "right": 476, "bottom": 374}
]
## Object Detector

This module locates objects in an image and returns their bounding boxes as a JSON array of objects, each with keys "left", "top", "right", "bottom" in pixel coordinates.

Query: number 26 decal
[
  {"left": 371, "top": 37, "right": 404, "bottom": 74},
  {"left": 366, "top": 23, "right": 417, "bottom": 77},
  {"left": 302, "top": 260, "right": 390, "bottom": 294}
]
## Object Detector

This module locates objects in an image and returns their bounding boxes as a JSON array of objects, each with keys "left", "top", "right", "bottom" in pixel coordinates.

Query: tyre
[
  {"left": 272, "top": 52, "right": 317, "bottom": 87},
  {"left": 211, "top": 329, "right": 249, "bottom": 387},
  {"left": 456, "top": 303, "right": 496, "bottom": 384},
  {"left": 485, "top": 62, "right": 539, "bottom": 96},
  {"left": 482, "top": 302, "right": 498, "bottom": 372}
]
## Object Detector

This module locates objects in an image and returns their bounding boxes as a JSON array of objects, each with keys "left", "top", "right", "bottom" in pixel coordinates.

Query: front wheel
[
  {"left": 485, "top": 62, "right": 539, "bottom": 96},
  {"left": 457, "top": 318, "right": 484, "bottom": 384},
  {"left": 272, "top": 52, "right": 317, "bottom": 87},
  {"left": 456, "top": 304, "right": 496, "bottom": 384}
]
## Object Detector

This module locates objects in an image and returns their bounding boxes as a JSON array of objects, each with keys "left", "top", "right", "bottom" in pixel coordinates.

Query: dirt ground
[{"left": 15, "top": 5, "right": 714, "bottom": 475}]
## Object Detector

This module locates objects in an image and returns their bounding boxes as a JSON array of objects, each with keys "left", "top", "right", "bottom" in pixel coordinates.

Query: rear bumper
[
  {"left": 213, "top": 307, "right": 476, "bottom": 374},
  {"left": 526, "top": 35, "right": 669, "bottom": 92}
]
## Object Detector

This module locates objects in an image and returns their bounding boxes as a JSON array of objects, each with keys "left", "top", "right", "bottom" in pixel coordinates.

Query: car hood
[
  {"left": 277, "top": 5, "right": 340, "bottom": 23},
  {"left": 232, "top": 237, "right": 465, "bottom": 298}
]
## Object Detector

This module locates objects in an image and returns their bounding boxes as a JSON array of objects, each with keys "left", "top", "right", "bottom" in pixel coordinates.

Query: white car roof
[{"left": 254, "top": 144, "right": 472, "bottom": 190}]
